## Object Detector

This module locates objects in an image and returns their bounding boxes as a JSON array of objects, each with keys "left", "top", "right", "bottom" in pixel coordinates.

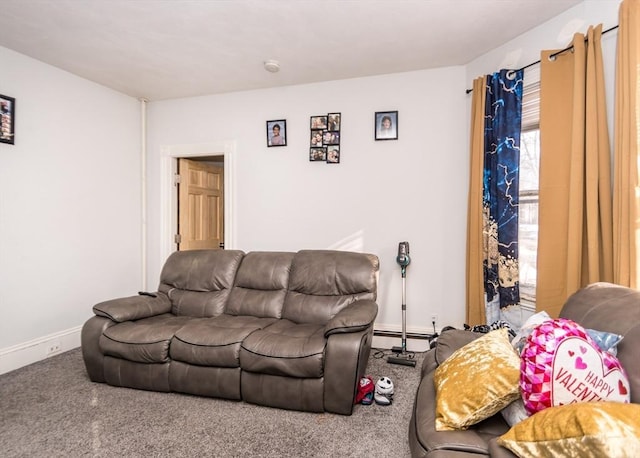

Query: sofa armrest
[
  {"left": 434, "top": 329, "right": 484, "bottom": 365},
  {"left": 324, "top": 300, "right": 378, "bottom": 337},
  {"left": 93, "top": 293, "right": 171, "bottom": 322},
  {"left": 324, "top": 327, "right": 373, "bottom": 414}
]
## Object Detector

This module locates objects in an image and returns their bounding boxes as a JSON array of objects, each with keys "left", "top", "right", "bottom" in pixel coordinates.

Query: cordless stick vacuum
[{"left": 388, "top": 241, "right": 417, "bottom": 367}]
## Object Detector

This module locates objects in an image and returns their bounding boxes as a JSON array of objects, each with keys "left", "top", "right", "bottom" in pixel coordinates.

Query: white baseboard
[
  {"left": 372, "top": 323, "right": 436, "bottom": 353},
  {"left": 372, "top": 335, "right": 431, "bottom": 353},
  {"left": 0, "top": 326, "right": 82, "bottom": 375}
]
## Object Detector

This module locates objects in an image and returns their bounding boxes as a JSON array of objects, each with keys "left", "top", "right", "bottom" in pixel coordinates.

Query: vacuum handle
[{"left": 396, "top": 241, "right": 410, "bottom": 267}]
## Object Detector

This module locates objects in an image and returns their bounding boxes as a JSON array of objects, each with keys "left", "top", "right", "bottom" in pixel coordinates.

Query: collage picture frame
[{"left": 310, "top": 112, "right": 341, "bottom": 164}]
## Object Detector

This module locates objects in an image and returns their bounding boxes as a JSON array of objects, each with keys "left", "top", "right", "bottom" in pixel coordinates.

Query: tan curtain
[
  {"left": 537, "top": 25, "right": 613, "bottom": 318},
  {"left": 466, "top": 76, "right": 486, "bottom": 326},
  {"left": 613, "top": 0, "right": 640, "bottom": 288}
]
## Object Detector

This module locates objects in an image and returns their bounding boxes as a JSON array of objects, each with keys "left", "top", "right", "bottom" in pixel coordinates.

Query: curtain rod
[{"left": 465, "top": 24, "right": 619, "bottom": 94}]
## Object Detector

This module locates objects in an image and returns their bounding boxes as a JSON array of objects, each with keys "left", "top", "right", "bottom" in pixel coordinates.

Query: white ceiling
[{"left": 0, "top": 0, "right": 583, "bottom": 101}]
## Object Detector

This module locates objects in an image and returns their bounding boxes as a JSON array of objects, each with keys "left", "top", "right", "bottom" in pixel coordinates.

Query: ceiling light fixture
[{"left": 264, "top": 59, "right": 280, "bottom": 73}]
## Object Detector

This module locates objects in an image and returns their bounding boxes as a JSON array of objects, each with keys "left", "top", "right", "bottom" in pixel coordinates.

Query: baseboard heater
[{"left": 373, "top": 329, "right": 435, "bottom": 341}]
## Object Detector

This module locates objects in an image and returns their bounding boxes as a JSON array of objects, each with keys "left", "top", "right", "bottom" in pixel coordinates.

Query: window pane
[
  {"left": 520, "top": 129, "right": 539, "bottom": 192},
  {"left": 519, "top": 71, "right": 540, "bottom": 303},
  {"left": 519, "top": 127, "right": 539, "bottom": 301},
  {"left": 519, "top": 199, "right": 538, "bottom": 299}
]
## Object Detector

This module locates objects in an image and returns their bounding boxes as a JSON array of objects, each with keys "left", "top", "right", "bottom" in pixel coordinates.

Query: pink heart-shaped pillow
[{"left": 520, "top": 318, "right": 630, "bottom": 415}]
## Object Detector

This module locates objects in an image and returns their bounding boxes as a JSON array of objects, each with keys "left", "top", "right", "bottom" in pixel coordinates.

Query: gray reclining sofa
[
  {"left": 81, "top": 249, "right": 379, "bottom": 415},
  {"left": 409, "top": 282, "right": 640, "bottom": 456}
]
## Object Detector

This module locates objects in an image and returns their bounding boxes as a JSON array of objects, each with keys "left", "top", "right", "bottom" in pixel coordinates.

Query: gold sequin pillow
[
  {"left": 434, "top": 328, "right": 521, "bottom": 431},
  {"left": 497, "top": 402, "right": 640, "bottom": 457}
]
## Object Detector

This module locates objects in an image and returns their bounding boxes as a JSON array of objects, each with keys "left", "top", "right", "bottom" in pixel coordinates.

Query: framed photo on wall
[
  {"left": 327, "top": 145, "right": 340, "bottom": 164},
  {"left": 309, "top": 147, "right": 326, "bottom": 162},
  {"left": 323, "top": 130, "right": 340, "bottom": 145},
  {"left": 310, "top": 115, "right": 328, "bottom": 130},
  {"left": 327, "top": 112, "right": 341, "bottom": 131},
  {"left": 375, "top": 111, "right": 398, "bottom": 141},
  {"left": 310, "top": 130, "right": 323, "bottom": 147},
  {"left": 310, "top": 112, "right": 342, "bottom": 164},
  {"left": 266, "top": 119, "right": 287, "bottom": 147},
  {"left": 0, "top": 94, "right": 15, "bottom": 145}
]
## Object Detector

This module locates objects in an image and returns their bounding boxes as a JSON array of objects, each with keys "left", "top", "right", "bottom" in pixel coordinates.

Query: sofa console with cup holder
[{"left": 81, "top": 249, "right": 379, "bottom": 415}]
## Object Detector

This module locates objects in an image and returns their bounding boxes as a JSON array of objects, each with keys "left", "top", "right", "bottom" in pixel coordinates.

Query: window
[{"left": 519, "top": 76, "right": 540, "bottom": 303}]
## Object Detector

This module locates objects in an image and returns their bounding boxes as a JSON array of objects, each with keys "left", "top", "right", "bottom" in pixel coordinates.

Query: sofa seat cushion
[
  {"left": 170, "top": 315, "right": 277, "bottom": 367},
  {"left": 240, "top": 319, "right": 326, "bottom": 378},
  {"left": 99, "top": 314, "right": 191, "bottom": 363}
]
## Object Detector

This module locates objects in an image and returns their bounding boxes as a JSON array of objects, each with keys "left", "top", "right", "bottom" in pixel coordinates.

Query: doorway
[
  {"left": 159, "top": 141, "right": 235, "bottom": 267},
  {"left": 176, "top": 156, "right": 224, "bottom": 251}
]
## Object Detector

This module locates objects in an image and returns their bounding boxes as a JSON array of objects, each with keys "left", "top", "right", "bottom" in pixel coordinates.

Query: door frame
[{"left": 160, "top": 141, "right": 235, "bottom": 265}]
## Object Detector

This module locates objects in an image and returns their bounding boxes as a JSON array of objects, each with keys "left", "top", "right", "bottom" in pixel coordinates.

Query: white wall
[
  {"left": 146, "top": 67, "right": 469, "bottom": 337},
  {"left": 0, "top": 46, "right": 141, "bottom": 373}
]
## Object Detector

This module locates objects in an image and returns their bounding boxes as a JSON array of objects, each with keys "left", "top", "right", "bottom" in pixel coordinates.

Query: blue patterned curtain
[{"left": 483, "top": 69, "right": 523, "bottom": 311}]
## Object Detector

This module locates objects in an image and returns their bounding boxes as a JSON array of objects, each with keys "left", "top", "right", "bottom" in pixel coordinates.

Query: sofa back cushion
[
  {"left": 560, "top": 282, "right": 640, "bottom": 404},
  {"left": 158, "top": 249, "right": 244, "bottom": 317},
  {"left": 225, "top": 251, "right": 295, "bottom": 318},
  {"left": 282, "top": 250, "right": 379, "bottom": 325}
]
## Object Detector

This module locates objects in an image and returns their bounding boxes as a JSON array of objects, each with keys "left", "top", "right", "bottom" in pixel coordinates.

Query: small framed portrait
[
  {"left": 266, "top": 119, "right": 287, "bottom": 147},
  {"left": 309, "top": 147, "right": 327, "bottom": 162},
  {"left": 310, "top": 129, "right": 324, "bottom": 147},
  {"left": 0, "top": 94, "right": 16, "bottom": 145},
  {"left": 327, "top": 145, "right": 340, "bottom": 164},
  {"left": 327, "top": 112, "right": 341, "bottom": 131},
  {"left": 375, "top": 111, "right": 398, "bottom": 141},
  {"left": 310, "top": 115, "right": 328, "bottom": 130}
]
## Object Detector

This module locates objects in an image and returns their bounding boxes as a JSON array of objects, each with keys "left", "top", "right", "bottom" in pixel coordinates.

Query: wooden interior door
[{"left": 177, "top": 158, "right": 224, "bottom": 251}]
